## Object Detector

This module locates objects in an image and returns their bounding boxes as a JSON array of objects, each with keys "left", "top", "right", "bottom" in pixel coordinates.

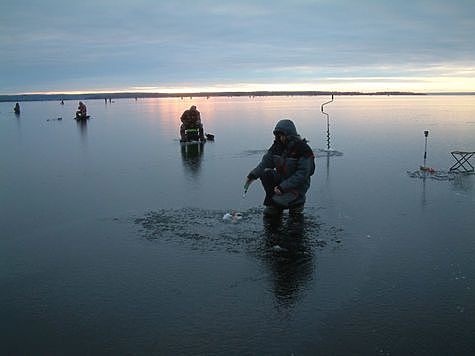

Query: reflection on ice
[
  {"left": 76, "top": 118, "right": 87, "bottom": 142},
  {"left": 134, "top": 207, "right": 344, "bottom": 311},
  {"left": 181, "top": 141, "right": 205, "bottom": 177},
  {"left": 260, "top": 214, "right": 315, "bottom": 309},
  {"left": 314, "top": 148, "right": 344, "bottom": 157}
]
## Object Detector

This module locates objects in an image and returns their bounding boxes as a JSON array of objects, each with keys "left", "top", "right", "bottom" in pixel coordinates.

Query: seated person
[
  {"left": 14, "top": 103, "right": 20, "bottom": 114},
  {"left": 180, "top": 105, "right": 205, "bottom": 141},
  {"left": 76, "top": 101, "right": 87, "bottom": 118}
]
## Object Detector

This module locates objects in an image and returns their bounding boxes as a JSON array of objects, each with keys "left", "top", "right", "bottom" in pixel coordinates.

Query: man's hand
[
  {"left": 273, "top": 186, "right": 283, "bottom": 195},
  {"left": 244, "top": 178, "right": 254, "bottom": 193}
]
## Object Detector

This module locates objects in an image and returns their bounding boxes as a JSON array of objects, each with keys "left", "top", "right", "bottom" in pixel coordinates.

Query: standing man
[
  {"left": 245, "top": 119, "right": 315, "bottom": 216},
  {"left": 180, "top": 105, "right": 205, "bottom": 141}
]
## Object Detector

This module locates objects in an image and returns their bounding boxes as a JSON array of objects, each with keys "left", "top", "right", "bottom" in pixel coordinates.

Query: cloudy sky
[{"left": 1, "top": 0, "right": 474, "bottom": 94}]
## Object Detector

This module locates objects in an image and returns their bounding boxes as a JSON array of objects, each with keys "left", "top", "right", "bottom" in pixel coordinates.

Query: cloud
[{"left": 1, "top": 0, "right": 474, "bottom": 93}]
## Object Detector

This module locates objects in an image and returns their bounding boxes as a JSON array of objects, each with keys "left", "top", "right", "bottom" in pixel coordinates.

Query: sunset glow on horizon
[
  {"left": 1, "top": 1, "right": 474, "bottom": 95},
  {"left": 14, "top": 75, "right": 475, "bottom": 96}
]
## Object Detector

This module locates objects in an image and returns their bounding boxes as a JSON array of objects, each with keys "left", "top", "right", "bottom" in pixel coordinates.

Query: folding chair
[{"left": 449, "top": 151, "right": 475, "bottom": 173}]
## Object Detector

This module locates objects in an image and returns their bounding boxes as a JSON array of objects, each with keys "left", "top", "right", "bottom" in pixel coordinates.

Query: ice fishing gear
[
  {"left": 223, "top": 180, "right": 250, "bottom": 223},
  {"left": 320, "top": 94, "right": 334, "bottom": 112},
  {"left": 222, "top": 212, "right": 243, "bottom": 223},
  {"left": 422, "top": 130, "right": 429, "bottom": 169},
  {"left": 320, "top": 94, "right": 342, "bottom": 154},
  {"left": 449, "top": 151, "right": 475, "bottom": 173},
  {"left": 407, "top": 130, "right": 455, "bottom": 180},
  {"left": 419, "top": 130, "right": 437, "bottom": 173}
]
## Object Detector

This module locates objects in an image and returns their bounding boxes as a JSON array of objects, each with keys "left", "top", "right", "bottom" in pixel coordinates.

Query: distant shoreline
[{"left": 1, "top": 90, "right": 474, "bottom": 103}]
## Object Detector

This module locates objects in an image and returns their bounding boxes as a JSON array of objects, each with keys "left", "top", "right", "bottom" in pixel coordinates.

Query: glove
[{"left": 244, "top": 178, "right": 254, "bottom": 193}]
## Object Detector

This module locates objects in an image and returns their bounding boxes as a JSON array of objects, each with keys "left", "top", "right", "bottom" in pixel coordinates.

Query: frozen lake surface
[{"left": 1, "top": 96, "right": 474, "bottom": 354}]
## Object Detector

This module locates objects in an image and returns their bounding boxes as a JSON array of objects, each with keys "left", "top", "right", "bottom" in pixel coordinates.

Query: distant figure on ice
[
  {"left": 75, "top": 101, "right": 88, "bottom": 120},
  {"left": 14, "top": 102, "right": 20, "bottom": 114},
  {"left": 60, "top": 99, "right": 64, "bottom": 105},
  {"left": 244, "top": 119, "right": 315, "bottom": 216},
  {"left": 180, "top": 105, "right": 205, "bottom": 142}
]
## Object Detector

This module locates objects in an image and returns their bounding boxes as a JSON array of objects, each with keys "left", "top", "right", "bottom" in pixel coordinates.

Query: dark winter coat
[
  {"left": 180, "top": 109, "right": 201, "bottom": 128},
  {"left": 248, "top": 119, "right": 315, "bottom": 204}
]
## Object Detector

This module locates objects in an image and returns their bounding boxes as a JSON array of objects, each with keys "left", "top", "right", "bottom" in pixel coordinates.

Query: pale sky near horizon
[{"left": 1, "top": 0, "right": 474, "bottom": 94}]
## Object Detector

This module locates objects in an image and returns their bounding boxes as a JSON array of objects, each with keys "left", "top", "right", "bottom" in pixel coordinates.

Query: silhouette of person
[
  {"left": 76, "top": 101, "right": 87, "bottom": 119},
  {"left": 180, "top": 105, "right": 205, "bottom": 141}
]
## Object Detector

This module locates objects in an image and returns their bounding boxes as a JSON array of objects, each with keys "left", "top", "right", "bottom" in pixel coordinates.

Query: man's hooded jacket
[{"left": 248, "top": 119, "right": 315, "bottom": 205}]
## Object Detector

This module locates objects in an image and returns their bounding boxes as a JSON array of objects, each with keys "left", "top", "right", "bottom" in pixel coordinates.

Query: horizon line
[{"left": 1, "top": 89, "right": 475, "bottom": 99}]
